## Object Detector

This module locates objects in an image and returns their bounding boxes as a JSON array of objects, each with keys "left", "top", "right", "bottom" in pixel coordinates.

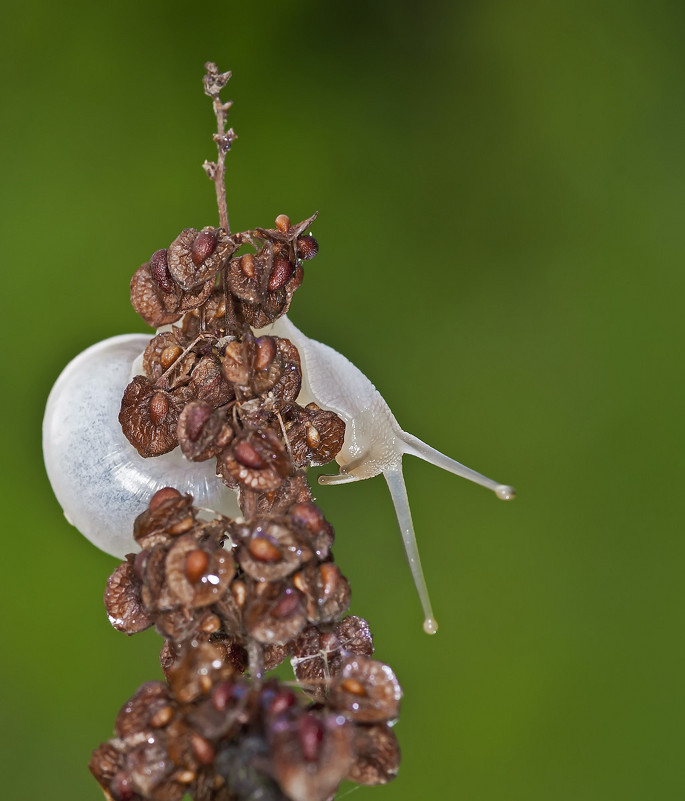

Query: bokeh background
[{"left": 1, "top": 1, "right": 683, "bottom": 798}]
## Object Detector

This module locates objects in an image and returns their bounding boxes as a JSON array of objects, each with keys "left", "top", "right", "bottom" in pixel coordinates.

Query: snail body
[{"left": 260, "top": 316, "right": 516, "bottom": 635}]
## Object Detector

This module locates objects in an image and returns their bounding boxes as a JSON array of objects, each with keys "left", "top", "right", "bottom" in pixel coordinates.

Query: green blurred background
[{"left": 2, "top": 0, "right": 683, "bottom": 798}]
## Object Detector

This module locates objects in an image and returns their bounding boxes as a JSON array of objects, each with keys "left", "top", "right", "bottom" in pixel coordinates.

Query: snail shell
[{"left": 42, "top": 334, "right": 240, "bottom": 560}]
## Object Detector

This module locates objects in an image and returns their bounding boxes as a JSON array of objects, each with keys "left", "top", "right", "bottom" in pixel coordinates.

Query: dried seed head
[
  {"left": 105, "top": 561, "right": 153, "bottom": 634},
  {"left": 330, "top": 655, "right": 403, "bottom": 723},
  {"left": 168, "top": 227, "right": 233, "bottom": 289},
  {"left": 119, "top": 376, "right": 179, "bottom": 457}
]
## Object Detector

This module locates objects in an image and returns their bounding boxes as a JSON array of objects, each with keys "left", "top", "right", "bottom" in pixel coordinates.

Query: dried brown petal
[
  {"left": 120, "top": 376, "right": 180, "bottom": 457},
  {"left": 348, "top": 723, "right": 400, "bottom": 785},
  {"left": 179, "top": 277, "right": 215, "bottom": 313},
  {"left": 131, "top": 264, "right": 182, "bottom": 328},
  {"left": 190, "top": 355, "right": 234, "bottom": 407},
  {"left": 115, "top": 681, "right": 172, "bottom": 739},
  {"left": 89, "top": 742, "right": 123, "bottom": 790},
  {"left": 105, "top": 561, "right": 153, "bottom": 634},
  {"left": 329, "top": 655, "right": 402, "bottom": 723}
]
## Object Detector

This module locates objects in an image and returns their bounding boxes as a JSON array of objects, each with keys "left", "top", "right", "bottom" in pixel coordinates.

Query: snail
[
  {"left": 43, "top": 317, "right": 514, "bottom": 636},
  {"left": 257, "top": 316, "right": 515, "bottom": 635}
]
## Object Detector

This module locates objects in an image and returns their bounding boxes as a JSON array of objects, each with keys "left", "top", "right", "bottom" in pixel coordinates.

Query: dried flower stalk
[{"left": 90, "top": 64, "right": 403, "bottom": 801}]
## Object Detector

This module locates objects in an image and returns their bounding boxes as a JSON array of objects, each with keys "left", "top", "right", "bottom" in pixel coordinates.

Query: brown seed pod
[
  {"left": 347, "top": 723, "right": 400, "bottom": 786},
  {"left": 142, "top": 331, "right": 189, "bottom": 382},
  {"left": 189, "top": 355, "right": 234, "bottom": 407},
  {"left": 292, "top": 561, "right": 351, "bottom": 625},
  {"left": 115, "top": 681, "right": 174, "bottom": 739},
  {"left": 104, "top": 560, "right": 154, "bottom": 634},
  {"left": 133, "top": 491, "right": 196, "bottom": 549},
  {"left": 269, "top": 709, "right": 353, "bottom": 801},
  {"left": 177, "top": 402, "right": 234, "bottom": 462},
  {"left": 243, "top": 582, "right": 307, "bottom": 645},
  {"left": 285, "top": 403, "right": 346, "bottom": 467},
  {"left": 219, "top": 431, "right": 289, "bottom": 492},
  {"left": 329, "top": 654, "right": 403, "bottom": 723},
  {"left": 130, "top": 263, "right": 183, "bottom": 328},
  {"left": 119, "top": 376, "right": 180, "bottom": 457},
  {"left": 235, "top": 518, "right": 313, "bottom": 582},
  {"left": 296, "top": 235, "right": 318, "bottom": 261},
  {"left": 290, "top": 616, "right": 374, "bottom": 697},
  {"left": 164, "top": 534, "right": 235, "bottom": 608},
  {"left": 179, "top": 276, "right": 216, "bottom": 313},
  {"left": 168, "top": 227, "right": 234, "bottom": 290}
]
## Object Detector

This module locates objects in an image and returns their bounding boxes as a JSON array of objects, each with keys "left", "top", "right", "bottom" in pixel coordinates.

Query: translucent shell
[{"left": 42, "top": 334, "right": 240, "bottom": 559}]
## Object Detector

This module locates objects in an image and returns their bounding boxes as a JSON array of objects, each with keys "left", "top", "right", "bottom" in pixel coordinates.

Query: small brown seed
[
  {"left": 185, "top": 403, "right": 212, "bottom": 442},
  {"left": 240, "top": 253, "right": 256, "bottom": 278},
  {"left": 232, "top": 580, "right": 247, "bottom": 607},
  {"left": 200, "top": 613, "right": 221, "bottom": 633},
  {"left": 275, "top": 213, "right": 290, "bottom": 232},
  {"left": 191, "top": 733, "right": 216, "bottom": 765},
  {"left": 272, "top": 589, "right": 301, "bottom": 619},
  {"left": 306, "top": 424, "right": 321, "bottom": 449},
  {"left": 191, "top": 230, "right": 218, "bottom": 266},
  {"left": 319, "top": 563, "right": 340, "bottom": 597},
  {"left": 200, "top": 675, "right": 213, "bottom": 694},
  {"left": 292, "top": 571, "right": 306, "bottom": 593},
  {"left": 290, "top": 502, "right": 325, "bottom": 532},
  {"left": 299, "top": 714, "right": 324, "bottom": 762},
  {"left": 174, "top": 770, "right": 196, "bottom": 785},
  {"left": 234, "top": 440, "right": 266, "bottom": 470},
  {"left": 149, "top": 249, "right": 175, "bottom": 293},
  {"left": 149, "top": 487, "right": 182, "bottom": 510},
  {"left": 341, "top": 678, "right": 367, "bottom": 697},
  {"left": 254, "top": 336, "right": 277, "bottom": 371},
  {"left": 168, "top": 516, "right": 194, "bottom": 535},
  {"left": 185, "top": 549, "right": 210, "bottom": 583},
  {"left": 160, "top": 345, "right": 183, "bottom": 369},
  {"left": 248, "top": 536, "right": 283, "bottom": 563},
  {"left": 150, "top": 705, "right": 175, "bottom": 727},
  {"left": 296, "top": 235, "right": 318, "bottom": 260},
  {"left": 268, "top": 257, "right": 293, "bottom": 291},
  {"left": 149, "top": 392, "right": 170, "bottom": 425}
]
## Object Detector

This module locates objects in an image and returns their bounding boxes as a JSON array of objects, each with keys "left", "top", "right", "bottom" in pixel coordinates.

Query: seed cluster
[{"left": 89, "top": 63, "right": 404, "bottom": 801}]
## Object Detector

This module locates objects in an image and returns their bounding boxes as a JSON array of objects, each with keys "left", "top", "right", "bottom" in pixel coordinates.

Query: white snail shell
[
  {"left": 42, "top": 334, "right": 240, "bottom": 560},
  {"left": 43, "top": 319, "right": 514, "bottom": 634}
]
